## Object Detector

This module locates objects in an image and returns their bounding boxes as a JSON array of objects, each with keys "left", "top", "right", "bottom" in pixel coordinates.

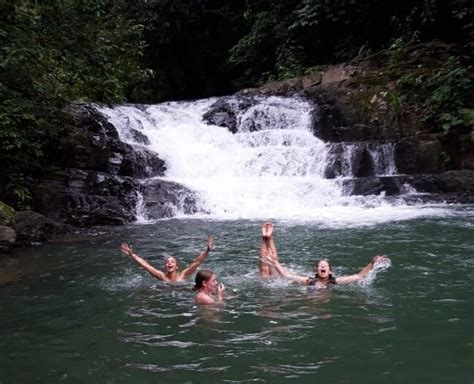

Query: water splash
[{"left": 358, "top": 257, "right": 392, "bottom": 287}]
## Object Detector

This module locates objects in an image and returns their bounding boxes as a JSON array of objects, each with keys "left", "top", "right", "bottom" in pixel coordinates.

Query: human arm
[
  {"left": 180, "top": 237, "right": 213, "bottom": 279},
  {"left": 335, "top": 255, "right": 389, "bottom": 284},
  {"left": 120, "top": 243, "right": 167, "bottom": 281},
  {"left": 263, "top": 250, "right": 309, "bottom": 285},
  {"left": 259, "top": 222, "right": 279, "bottom": 278}
]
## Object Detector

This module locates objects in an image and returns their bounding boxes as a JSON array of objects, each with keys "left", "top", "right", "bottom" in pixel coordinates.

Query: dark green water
[{"left": 1, "top": 214, "right": 473, "bottom": 383}]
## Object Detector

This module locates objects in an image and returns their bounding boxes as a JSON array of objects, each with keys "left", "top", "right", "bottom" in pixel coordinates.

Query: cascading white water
[
  {"left": 134, "top": 191, "right": 149, "bottom": 224},
  {"left": 98, "top": 96, "right": 454, "bottom": 224},
  {"left": 341, "top": 144, "right": 356, "bottom": 177},
  {"left": 369, "top": 143, "right": 397, "bottom": 176}
]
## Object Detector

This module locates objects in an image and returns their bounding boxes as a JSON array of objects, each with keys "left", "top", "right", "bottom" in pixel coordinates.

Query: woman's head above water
[
  {"left": 193, "top": 270, "right": 216, "bottom": 292},
  {"left": 194, "top": 270, "right": 225, "bottom": 304},
  {"left": 315, "top": 259, "right": 333, "bottom": 280},
  {"left": 164, "top": 256, "right": 179, "bottom": 273}
]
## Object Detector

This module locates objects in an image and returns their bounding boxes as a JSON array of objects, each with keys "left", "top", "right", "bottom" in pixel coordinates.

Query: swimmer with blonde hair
[{"left": 120, "top": 237, "right": 213, "bottom": 283}]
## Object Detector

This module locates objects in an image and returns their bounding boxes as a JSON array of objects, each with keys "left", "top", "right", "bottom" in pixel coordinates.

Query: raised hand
[
  {"left": 217, "top": 282, "right": 226, "bottom": 295},
  {"left": 206, "top": 236, "right": 214, "bottom": 251},
  {"left": 372, "top": 255, "right": 390, "bottom": 264},
  {"left": 120, "top": 243, "right": 133, "bottom": 257}
]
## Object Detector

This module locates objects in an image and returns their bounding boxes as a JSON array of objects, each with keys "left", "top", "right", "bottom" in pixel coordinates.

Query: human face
[
  {"left": 165, "top": 256, "right": 178, "bottom": 273},
  {"left": 204, "top": 273, "right": 218, "bottom": 292},
  {"left": 316, "top": 260, "right": 331, "bottom": 279}
]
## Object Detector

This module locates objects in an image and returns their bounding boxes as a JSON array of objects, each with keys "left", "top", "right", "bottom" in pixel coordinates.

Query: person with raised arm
[
  {"left": 120, "top": 237, "right": 214, "bottom": 283},
  {"left": 260, "top": 223, "right": 390, "bottom": 289},
  {"left": 193, "top": 270, "right": 226, "bottom": 305}
]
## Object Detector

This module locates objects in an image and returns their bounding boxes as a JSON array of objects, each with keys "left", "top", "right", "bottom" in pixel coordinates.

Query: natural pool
[{"left": 1, "top": 210, "right": 473, "bottom": 383}]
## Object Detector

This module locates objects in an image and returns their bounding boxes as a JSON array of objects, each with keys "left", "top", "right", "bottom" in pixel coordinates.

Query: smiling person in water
[
  {"left": 120, "top": 237, "right": 213, "bottom": 283},
  {"left": 259, "top": 222, "right": 390, "bottom": 289},
  {"left": 193, "top": 270, "right": 226, "bottom": 305}
]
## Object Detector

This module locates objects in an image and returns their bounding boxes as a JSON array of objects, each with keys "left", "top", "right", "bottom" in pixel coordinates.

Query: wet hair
[{"left": 193, "top": 270, "right": 214, "bottom": 291}]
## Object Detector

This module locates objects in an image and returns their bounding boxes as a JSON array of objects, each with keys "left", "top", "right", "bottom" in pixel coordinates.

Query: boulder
[
  {"left": 0, "top": 226, "right": 16, "bottom": 253},
  {"left": 141, "top": 179, "right": 202, "bottom": 219},
  {"left": 202, "top": 96, "right": 258, "bottom": 133},
  {"left": 29, "top": 104, "right": 168, "bottom": 226},
  {"left": 406, "top": 170, "right": 474, "bottom": 194},
  {"left": 32, "top": 169, "right": 138, "bottom": 226},
  {"left": 341, "top": 176, "right": 407, "bottom": 196},
  {"left": 15, "top": 211, "right": 67, "bottom": 244},
  {"left": 395, "top": 137, "right": 443, "bottom": 174},
  {"left": 48, "top": 104, "right": 166, "bottom": 178}
]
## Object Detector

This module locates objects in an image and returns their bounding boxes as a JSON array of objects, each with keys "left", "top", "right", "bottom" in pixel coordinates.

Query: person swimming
[
  {"left": 259, "top": 222, "right": 390, "bottom": 289},
  {"left": 193, "top": 270, "right": 225, "bottom": 305},
  {"left": 120, "top": 237, "right": 213, "bottom": 283}
]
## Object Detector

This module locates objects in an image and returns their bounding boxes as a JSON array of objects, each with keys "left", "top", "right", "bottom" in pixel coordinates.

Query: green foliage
[
  {"left": 228, "top": 10, "right": 288, "bottom": 86},
  {"left": 228, "top": 0, "right": 473, "bottom": 86},
  {"left": 0, "top": 0, "right": 146, "bottom": 207},
  {"left": 424, "top": 57, "right": 473, "bottom": 133},
  {"left": 381, "top": 50, "right": 473, "bottom": 135},
  {"left": 125, "top": 0, "right": 245, "bottom": 101},
  {"left": 440, "top": 151, "right": 453, "bottom": 168},
  {"left": 0, "top": 200, "right": 16, "bottom": 227}
]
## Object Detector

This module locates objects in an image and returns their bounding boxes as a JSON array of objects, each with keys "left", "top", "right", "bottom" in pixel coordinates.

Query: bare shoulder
[{"left": 196, "top": 292, "right": 214, "bottom": 305}]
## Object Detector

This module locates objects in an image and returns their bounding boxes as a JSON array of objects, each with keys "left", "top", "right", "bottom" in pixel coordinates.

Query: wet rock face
[
  {"left": 29, "top": 104, "right": 163, "bottom": 226},
  {"left": 339, "top": 170, "right": 474, "bottom": 202},
  {"left": 0, "top": 226, "right": 16, "bottom": 253},
  {"left": 141, "top": 179, "right": 202, "bottom": 219},
  {"left": 202, "top": 96, "right": 258, "bottom": 133},
  {"left": 32, "top": 169, "right": 139, "bottom": 226},
  {"left": 395, "top": 137, "right": 443, "bottom": 174},
  {"left": 15, "top": 211, "right": 67, "bottom": 244},
  {"left": 406, "top": 170, "right": 474, "bottom": 195},
  {"left": 50, "top": 105, "right": 166, "bottom": 178},
  {"left": 341, "top": 176, "right": 408, "bottom": 196},
  {"left": 29, "top": 104, "right": 208, "bottom": 227}
]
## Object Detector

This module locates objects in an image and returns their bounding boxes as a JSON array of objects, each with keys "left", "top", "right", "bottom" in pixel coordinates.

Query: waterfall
[
  {"left": 97, "top": 96, "right": 422, "bottom": 222},
  {"left": 368, "top": 143, "right": 397, "bottom": 176}
]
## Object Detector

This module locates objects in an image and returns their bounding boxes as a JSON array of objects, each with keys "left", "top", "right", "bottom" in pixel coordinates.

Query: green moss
[{"left": 0, "top": 201, "right": 16, "bottom": 226}]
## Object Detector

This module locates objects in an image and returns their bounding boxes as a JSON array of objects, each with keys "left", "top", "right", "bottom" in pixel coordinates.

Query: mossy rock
[{"left": 0, "top": 201, "right": 15, "bottom": 226}]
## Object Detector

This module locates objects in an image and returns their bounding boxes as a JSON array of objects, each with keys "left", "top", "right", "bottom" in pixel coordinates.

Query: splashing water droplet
[{"left": 359, "top": 257, "right": 392, "bottom": 287}]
